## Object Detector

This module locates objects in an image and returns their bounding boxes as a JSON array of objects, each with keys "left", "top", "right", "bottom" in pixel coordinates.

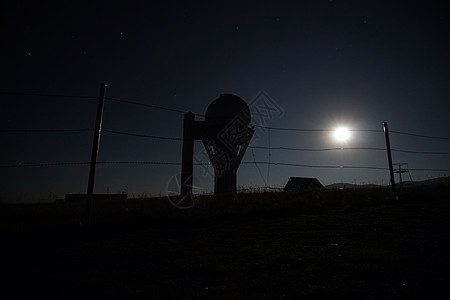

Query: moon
[{"left": 334, "top": 127, "right": 350, "bottom": 142}]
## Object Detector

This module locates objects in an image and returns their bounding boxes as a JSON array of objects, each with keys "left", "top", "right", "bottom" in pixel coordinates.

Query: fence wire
[{"left": 2, "top": 91, "right": 449, "bottom": 181}]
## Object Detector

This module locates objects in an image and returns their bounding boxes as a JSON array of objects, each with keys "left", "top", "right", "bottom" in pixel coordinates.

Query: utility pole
[
  {"left": 85, "top": 83, "right": 107, "bottom": 227},
  {"left": 383, "top": 122, "right": 397, "bottom": 199}
]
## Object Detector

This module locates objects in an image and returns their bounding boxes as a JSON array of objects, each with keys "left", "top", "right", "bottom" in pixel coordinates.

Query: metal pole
[
  {"left": 181, "top": 112, "right": 195, "bottom": 197},
  {"left": 383, "top": 122, "right": 397, "bottom": 199},
  {"left": 85, "top": 83, "right": 107, "bottom": 226}
]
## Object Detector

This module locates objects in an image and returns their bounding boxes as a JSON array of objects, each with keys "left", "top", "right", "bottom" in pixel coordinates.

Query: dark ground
[{"left": 1, "top": 188, "right": 450, "bottom": 299}]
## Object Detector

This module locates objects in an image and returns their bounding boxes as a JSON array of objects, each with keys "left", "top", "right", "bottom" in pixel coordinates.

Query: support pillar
[{"left": 181, "top": 112, "right": 195, "bottom": 197}]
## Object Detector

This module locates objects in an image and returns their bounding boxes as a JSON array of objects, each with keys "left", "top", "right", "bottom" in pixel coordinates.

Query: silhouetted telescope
[{"left": 181, "top": 94, "right": 254, "bottom": 196}]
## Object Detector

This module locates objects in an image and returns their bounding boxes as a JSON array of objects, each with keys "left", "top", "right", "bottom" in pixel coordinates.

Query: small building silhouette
[
  {"left": 284, "top": 177, "right": 325, "bottom": 192},
  {"left": 65, "top": 193, "right": 127, "bottom": 202}
]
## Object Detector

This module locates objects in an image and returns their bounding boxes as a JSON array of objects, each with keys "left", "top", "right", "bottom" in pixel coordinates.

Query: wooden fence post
[
  {"left": 383, "top": 122, "right": 397, "bottom": 199},
  {"left": 85, "top": 83, "right": 107, "bottom": 227}
]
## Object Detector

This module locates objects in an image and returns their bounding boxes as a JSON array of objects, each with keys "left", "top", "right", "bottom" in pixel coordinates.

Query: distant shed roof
[{"left": 284, "top": 177, "right": 325, "bottom": 191}]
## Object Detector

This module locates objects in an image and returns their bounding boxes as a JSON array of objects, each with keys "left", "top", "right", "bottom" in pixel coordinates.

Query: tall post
[
  {"left": 181, "top": 112, "right": 195, "bottom": 197},
  {"left": 383, "top": 122, "right": 397, "bottom": 199},
  {"left": 85, "top": 83, "right": 107, "bottom": 226}
]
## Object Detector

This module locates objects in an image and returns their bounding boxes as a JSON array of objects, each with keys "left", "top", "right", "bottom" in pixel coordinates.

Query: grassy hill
[{"left": 1, "top": 187, "right": 450, "bottom": 298}]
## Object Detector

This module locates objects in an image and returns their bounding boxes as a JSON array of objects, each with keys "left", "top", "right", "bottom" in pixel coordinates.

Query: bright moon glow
[{"left": 334, "top": 127, "right": 350, "bottom": 141}]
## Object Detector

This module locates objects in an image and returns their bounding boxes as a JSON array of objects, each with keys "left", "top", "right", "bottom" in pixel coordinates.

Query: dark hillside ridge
[{"left": 326, "top": 176, "right": 450, "bottom": 190}]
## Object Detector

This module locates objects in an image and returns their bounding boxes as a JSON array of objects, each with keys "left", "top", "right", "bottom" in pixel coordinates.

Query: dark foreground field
[{"left": 1, "top": 187, "right": 450, "bottom": 299}]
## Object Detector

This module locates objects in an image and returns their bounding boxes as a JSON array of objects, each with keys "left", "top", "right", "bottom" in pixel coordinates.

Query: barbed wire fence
[{"left": 1, "top": 88, "right": 450, "bottom": 200}]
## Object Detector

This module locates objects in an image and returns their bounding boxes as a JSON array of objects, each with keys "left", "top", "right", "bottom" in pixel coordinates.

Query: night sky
[{"left": 2, "top": 1, "right": 450, "bottom": 202}]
